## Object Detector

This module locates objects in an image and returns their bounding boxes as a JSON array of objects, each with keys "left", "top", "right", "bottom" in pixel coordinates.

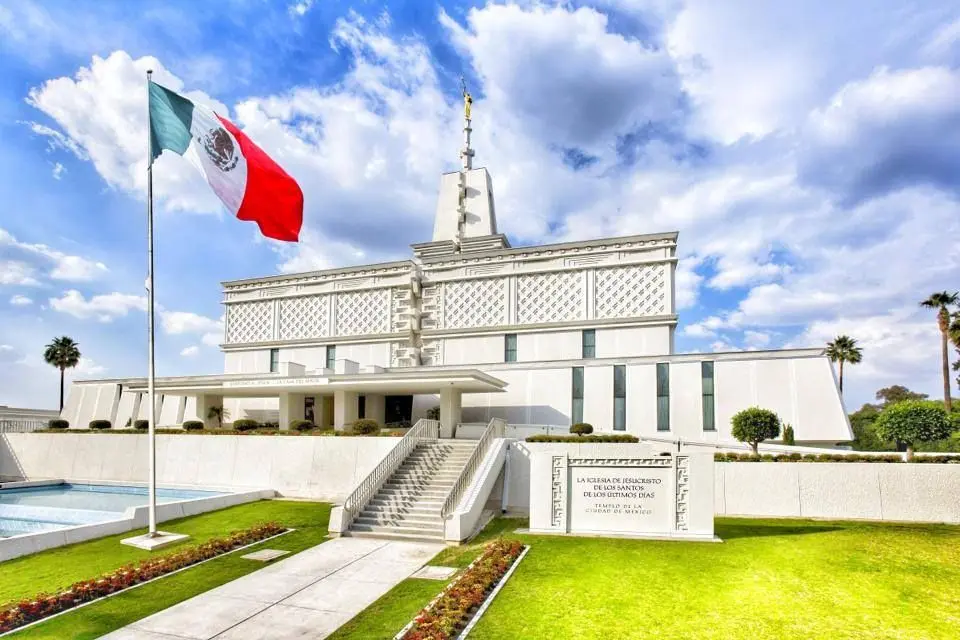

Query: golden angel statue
[{"left": 461, "top": 76, "right": 472, "bottom": 119}]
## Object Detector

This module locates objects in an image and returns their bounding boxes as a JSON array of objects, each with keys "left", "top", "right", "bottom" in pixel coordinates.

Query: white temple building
[{"left": 61, "top": 95, "right": 852, "bottom": 447}]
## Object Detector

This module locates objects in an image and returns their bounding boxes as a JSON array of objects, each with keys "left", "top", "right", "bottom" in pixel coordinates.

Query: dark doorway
[
  {"left": 385, "top": 395, "right": 413, "bottom": 427},
  {"left": 304, "top": 397, "right": 315, "bottom": 423}
]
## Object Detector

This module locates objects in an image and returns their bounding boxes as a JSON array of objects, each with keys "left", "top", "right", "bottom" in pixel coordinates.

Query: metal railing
[
  {"left": 341, "top": 418, "right": 440, "bottom": 527},
  {"left": 0, "top": 419, "right": 49, "bottom": 434},
  {"left": 441, "top": 417, "right": 506, "bottom": 518}
]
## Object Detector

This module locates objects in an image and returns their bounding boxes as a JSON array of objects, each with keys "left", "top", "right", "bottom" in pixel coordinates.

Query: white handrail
[
  {"left": 341, "top": 418, "right": 440, "bottom": 527},
  {"left": 0, "top": 419, "right": 48, "bottom": 433},
  {"left": 441, "top": 417, "right": 506, "bottom": 518}
]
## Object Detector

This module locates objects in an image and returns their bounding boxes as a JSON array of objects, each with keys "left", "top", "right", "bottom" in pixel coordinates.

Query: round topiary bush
[
  {"left": 570, "top": 423, "right": 594, "bottom": 436},
  {"left": 874, "top": 400, "right": 953, "bottom": 459},
  {"left": 290, "top": 419, "right": 315, "bottom": 432},
  {"left": 232, "top": 419, "right": 260, "bottom": 432},
  {"left": 350, "top": 419, "right": 380, "bottom": 435},
  {"left": 182, "top": 420, "right": 204, "bottom": 431},
  {"left": 47, "top": 418, "right": 69, "bottom": 430},
  {"left": 89, "top": 419, "right": 112, "bottom": 430},
  {"left": 731, "top": 407, "right": 781, "bottom": 455},
  {"left": 134, "top": 419, "right": 149, "bottom": 430}
]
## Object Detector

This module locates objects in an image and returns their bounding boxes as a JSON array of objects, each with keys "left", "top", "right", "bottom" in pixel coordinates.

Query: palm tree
[
  {"left": 825, "top": 335, "right": 863, "bottom": 395},
  {"left": 43, "top": 336, "right": 81, "bottom": 412},
  {"left": 207, "top": 405, "right": 229, "bottom": 429},
  {"left": 920, "top": 291, "right": 959, "bottom": 411}
]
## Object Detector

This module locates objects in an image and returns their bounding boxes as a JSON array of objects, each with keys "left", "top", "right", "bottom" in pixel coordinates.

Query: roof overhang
[{"left": 121, "top": 368, "right": 507, "bottom": 397}]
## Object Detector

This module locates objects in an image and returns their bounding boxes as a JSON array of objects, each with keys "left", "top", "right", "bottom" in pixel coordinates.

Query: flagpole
[{"left": 146, "top": 68, "right": 158, "bottom": 537}]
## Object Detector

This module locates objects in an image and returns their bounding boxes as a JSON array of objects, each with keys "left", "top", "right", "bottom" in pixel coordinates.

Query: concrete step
[
  {"left": 350, "top": 523, "right": 443, "bottom": 536},
  {"left": 355, "top": 514, "right": 442, "bottom": 528},
  {"left": 368, "top": 498, "right": 443, "bottom": 510},
  {"left": 390, "top": 472, "right": 462, "bottom": 482},
  {"left": 363, "top": 506, "right": 441, "bottom": 518},
  {"left": 378, "top": 488, "right": 451, "bottom": 498},
  {"left": 381, "top": 484, "right": 453, "bottom": 495}
]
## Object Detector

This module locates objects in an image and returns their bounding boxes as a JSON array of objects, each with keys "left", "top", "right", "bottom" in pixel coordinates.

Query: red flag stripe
[{"left": 217, "top": 115, "right": 303, "bottom": 242}]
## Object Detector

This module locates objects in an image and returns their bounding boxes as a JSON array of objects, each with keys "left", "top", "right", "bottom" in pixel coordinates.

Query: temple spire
[{"left": 459, "top": 77, "right": 474, "bottom": 171}]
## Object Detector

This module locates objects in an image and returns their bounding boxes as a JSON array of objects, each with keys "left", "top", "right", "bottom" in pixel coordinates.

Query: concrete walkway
[{"left": 101, "top": 537, "right": 445, "bottom": 640}]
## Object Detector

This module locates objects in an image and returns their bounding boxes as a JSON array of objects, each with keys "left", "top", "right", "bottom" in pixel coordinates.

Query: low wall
[
  {"left": 0, "top": 433, "right": 398, "bottom": 502},
  {"left": 503, "top": 442, "right": 960, "bottom": 524}
]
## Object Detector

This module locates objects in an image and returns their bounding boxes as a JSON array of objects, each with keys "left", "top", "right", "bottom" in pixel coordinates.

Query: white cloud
[
  {"left": 160, "top": 311, "right": 222, "bottom": 335},
  {"left": 180, "top": 345, "right": 199, "bottom": 357},
  {"left": 0, "top": 260, "right": 40, "bottom": 286},
  {"left": 201, "top": 332, "right": 221, "bottom": 347},
  {"left": 0, "top": 226, "right": 107, "bottom": 282},
  {"left": 74, "top": 356, "right": 106, "bottom": 376},
  {"left": 743, "top": 330, "right": 771, "bottom": 347},
  {"left": 288, "top": 1, "right": 314, "bottom": 17},
  {"left": 682, "top": 322, "right": 715, "bottom": 338},
  {"left": 0, "top": 344, "right": 21, "bottom": 364},
  {"left": 49, "top": 290, "right": 145, "bottom": 322},
  {"left": 9, "top": 295, "right": 33, "bottom": 306},
  {"left": 51, "top": 162, "right": 65, "bottom": 179}
]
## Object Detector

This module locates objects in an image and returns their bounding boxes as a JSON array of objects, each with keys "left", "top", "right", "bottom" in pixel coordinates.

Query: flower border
[{"left": 0, "top": 523, "right": 289, "bottom": 635}]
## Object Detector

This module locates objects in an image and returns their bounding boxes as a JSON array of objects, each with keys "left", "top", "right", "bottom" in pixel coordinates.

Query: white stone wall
[
  {"left": 502, "top": 443, "right": 960, "bottom": 524},
  {"left": 0, "top": 433, "right": 397, "bottom": 502}
]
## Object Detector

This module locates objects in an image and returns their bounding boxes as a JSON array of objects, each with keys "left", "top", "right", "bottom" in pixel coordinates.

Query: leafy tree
[
  {"left": 43, "top": 336, "right": 81, "bottom": 412},
  {"left": 920, "top": 291, "right": 959, "bottom": 411},
  {"left": 848, "top": 403, "right": 890, "bottom": 451},
  {"left": 875, "top": 385, "right": 927, "bottom": 406},
  {"left": 951, "top": 313, "right": 960, "bottom": 396},
  {"left": 825, "top": 335, "right": 862, "bottom": 394},
  {"left": 782, "top": 423, "right": 795, "bottom": 446},
  {"left": 874, "top": 400, "right": 953, "bottom": 459},
  {"left": 731, "top": 407, "right": 781, "bottom": 455},
  {"left": 207, "top": 405, "right": 229, "bottom": 429},
  {"left": 570, "top": 423, "right": 594, "bottom": 436}
]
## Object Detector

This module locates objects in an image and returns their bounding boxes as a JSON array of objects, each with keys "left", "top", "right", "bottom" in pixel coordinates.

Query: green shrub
[
  {"left": 874, "top": 400, "right": 953, "bottom": 459},
  {"left": 782, "top": 424, "right": 796, "bottom": 446},
  {"left": 290, "top": 419, "right": 315, "bottom": 432},
  {"left": 232, "top": 419, "right": 260, "bottom": 432},
  {"left": 350, "top": 419, "right": 381, "bottom": 435},
  {"left": 570, "top": 423, "right": 594, "bottom": 436},
  {"left": 426, "top": 406, "right": 440, "bottom": 420},
  {"left": 731, "top": 407, "right": 781, "bottom": 455},
  {"left": 134, "top": 419, "right": 149, "bottom": 430},
  {"left": 526, "top": 434, "right": 639, "bottom": 443},
  {"left": 47, "top": 419, "right": 69, "bottom": 429},
  {"left": 88, "top": 419, "right": 111, "bottom": 430},
  {"left": 182, "top": 420, "right": 204, "bottom": 431}
]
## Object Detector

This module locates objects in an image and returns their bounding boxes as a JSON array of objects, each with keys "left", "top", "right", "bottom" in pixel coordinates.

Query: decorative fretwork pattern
[
  {"left": 551, "top": 456, "right": 566, "bottom": 528},
  {"left": 225, "top": 301, "right": 272, "bottom": 344},
  {"left": 595, "top": 264, "right": 667, "bottom": 319},
  {"left": 336, "top": 289, "right": 389, "bottom": 336},
  {"left": 442, "top": 278, "right": 506, "bottom": 329},
  {"left": 278, "top": 295, "right": 329, "bottom": 341},
  {"left": 676, "top": 456, "right": 690, "bottom": 531},
  {"left": 517, "top": 271, "right": 584, "bottom": 324}
]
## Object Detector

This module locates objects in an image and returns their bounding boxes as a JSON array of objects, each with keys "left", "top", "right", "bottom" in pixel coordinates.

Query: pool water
[{"left": 0, "top": 483, "right": 224, "bottom": 538}]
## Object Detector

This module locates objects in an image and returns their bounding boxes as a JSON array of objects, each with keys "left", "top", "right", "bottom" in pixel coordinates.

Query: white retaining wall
[
  {"left": 503, "top": 442, "right": 960, "bottom": 524},
  {"left": 0, "top": 433, "right": 397, "bottom": 502}
]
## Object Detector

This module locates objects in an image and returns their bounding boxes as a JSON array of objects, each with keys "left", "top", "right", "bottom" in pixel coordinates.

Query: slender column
[
  {"left": 333, "top": 390, "right": 359, "bottom": 430},
  {"left": 145, "top": 68, "right": 158, "bottom": 537}
]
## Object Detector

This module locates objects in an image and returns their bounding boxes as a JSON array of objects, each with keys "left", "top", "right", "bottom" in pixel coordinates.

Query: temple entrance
[{"left": 384, "top": 395, "right": 413, "bottom": 427}]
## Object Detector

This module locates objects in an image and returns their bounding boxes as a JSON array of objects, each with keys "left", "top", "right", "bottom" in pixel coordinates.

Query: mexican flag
[{"left": 148, "top": 81, "right": 303, "bottom": 242}]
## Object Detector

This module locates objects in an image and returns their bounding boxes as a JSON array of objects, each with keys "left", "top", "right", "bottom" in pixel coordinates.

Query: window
[
  {"left": 582, "top": 329, "right": 596, "bottom": 359},
  {"left": 504, "top": 334, "right": 517, "bottom": 362},
  {"left": 701, "top": 361, "right": 715, "bottom": 431},
  {"left": 269, "top": 348, "right": 279, "bottom": 373},
  {"left": 326, "top": 345, "right": 336, "bottom": 370},
  {"left": 656, "top": 362, "right": 670, "bottom": 431},
  {"left": 572, "top": 366, "right": 584, "bottom": 424},
  {"left": 613, "top": 365, "right": 626, "bottom": 431}
]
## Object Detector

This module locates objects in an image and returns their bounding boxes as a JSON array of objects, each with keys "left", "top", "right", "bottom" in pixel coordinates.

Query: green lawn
[
  {"left": 1, "top": 499, "right": 331, "bottom": 639},
  {"left": 333, "top": 518, "right": 960, "bottom": 640}
]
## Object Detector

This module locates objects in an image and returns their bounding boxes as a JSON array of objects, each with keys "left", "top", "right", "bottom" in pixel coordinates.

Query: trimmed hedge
[
  {"left": 88, "top": 419, "right": 111, "bottom": 430},
  {"left": 182, "top": 420, "right": 204, "bottom": 431},
  {"left": 714, "top": 452, "right": 960, "bottom": 463},
  {"left": 526, "top": 434, "right": 639, "bottom": 443},
  {"left": 350, "top": 419, "right": 380, "bottom": 435},
  {"left": 231, "top": 419, "right": 260, "bottom": 432},
  {"left": 47, "top": 419, "right": 69, "bottom": 429},
  {"left": 570, "top": 423, "right": 594, "bottom": 436},
  {"left": 290, "top": 419, "right": 315, "bottom": 432},
  {"left": 134, "top": 419, "right": 149, "bottom": 430}
]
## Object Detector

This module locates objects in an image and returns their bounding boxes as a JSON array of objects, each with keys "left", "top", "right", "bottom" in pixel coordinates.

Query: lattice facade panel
[
  {"left": 442, "top": 278, "right": 506, "bottom": 329},
  {"left": 517, "top": 271, "right": 585, "bottom": 324},
  {"left": 594, "top": 264, "right": 667, "bottom": 319},
  {"left": 225, "top": 301, "right": 273, "bottom": 344},
  {"left": 278, "top": 295, "right": 329, "bottom": 341},
  {"left": 335, "top": 289, "right": 390, "bottom": 336}
]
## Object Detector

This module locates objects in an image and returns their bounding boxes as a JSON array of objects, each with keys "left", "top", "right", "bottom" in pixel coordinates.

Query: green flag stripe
[{"left": 148, "top": 82, "right": 194, "bottom": 163}]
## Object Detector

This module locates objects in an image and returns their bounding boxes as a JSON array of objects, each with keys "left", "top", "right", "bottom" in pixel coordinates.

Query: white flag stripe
[{"left": 185, "top": 104, "right": 248, "bottom": 215}]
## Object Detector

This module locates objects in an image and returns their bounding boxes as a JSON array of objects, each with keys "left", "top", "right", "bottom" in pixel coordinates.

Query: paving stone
[
  {"left": 411, "top": 565, "right": 457, "bottom": 580},
  {"left": 241, "top": 548, "right": 290, "bottom": 562}
]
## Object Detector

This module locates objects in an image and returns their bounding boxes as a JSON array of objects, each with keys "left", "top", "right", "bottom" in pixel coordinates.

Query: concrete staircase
[{"left": 349, "top": 440, "right": 477, "bottom": 541}]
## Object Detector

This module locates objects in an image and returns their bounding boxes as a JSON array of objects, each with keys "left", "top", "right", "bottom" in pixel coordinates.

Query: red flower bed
[
  {"left": 402, "top": 538, "right": 525, "bottom": 640},
  {"left": 0, "top": 522, "right": 286, "bottom": 634}
]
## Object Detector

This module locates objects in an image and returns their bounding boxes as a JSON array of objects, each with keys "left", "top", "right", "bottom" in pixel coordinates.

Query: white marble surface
[{"left": 100, "top": 538, "right": 444, "bottom": 640}]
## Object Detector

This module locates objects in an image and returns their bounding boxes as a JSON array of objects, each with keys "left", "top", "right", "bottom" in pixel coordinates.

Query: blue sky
[{"left": 0, "top": 0, "right": 958, "bottom": 411}]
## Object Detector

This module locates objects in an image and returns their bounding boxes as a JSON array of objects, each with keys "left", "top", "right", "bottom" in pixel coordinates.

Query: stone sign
[{"left": 529, "top": 449, "right": 715, "bottom": 541}]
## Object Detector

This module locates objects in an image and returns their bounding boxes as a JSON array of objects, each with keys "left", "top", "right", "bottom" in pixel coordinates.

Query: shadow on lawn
[{"left": 717, "top": 521, "right": 846, "bottom": 540}]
